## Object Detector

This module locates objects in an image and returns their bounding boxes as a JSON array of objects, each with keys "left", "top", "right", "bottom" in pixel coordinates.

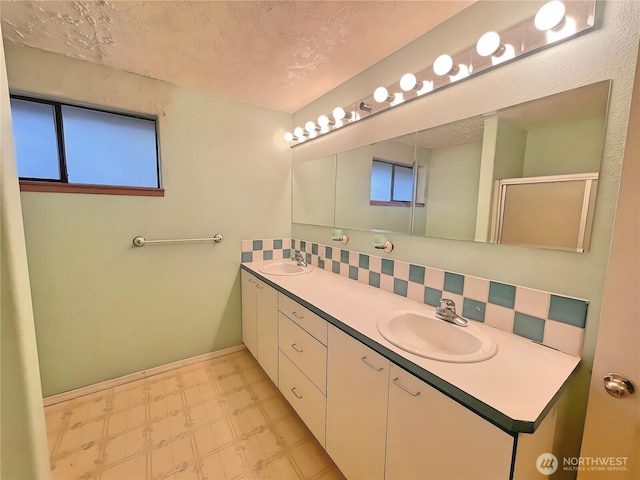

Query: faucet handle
[{"left": 439, "top": 298, "right": 456, "bottom": 312}]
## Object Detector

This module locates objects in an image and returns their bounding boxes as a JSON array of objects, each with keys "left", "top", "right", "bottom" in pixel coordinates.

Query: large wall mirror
[{"left": 292, "top": 80, "right": 611, "bottom": 252}]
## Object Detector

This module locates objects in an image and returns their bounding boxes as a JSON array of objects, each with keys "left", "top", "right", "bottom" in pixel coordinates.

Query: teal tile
[
  {"left": 549, "top": 296, "right": 588, "bottom": 328},
  {"left": 349, "top": 266, "right": 358, "bottom": 280},
  {"left": 444, "top": 272, "right": 464, "bottom": 294},
  {"left": 300, "top": 240, "right": 306, "bottom": 251},
  {"left": 394, "top": 279, "right": 408, "bottom": 297},
  {"left": 274, "top": 239, "right": 283, "bottom": 249},
  {"left": 424, "top": 287, "right": 442, "bottom": 307},
  {"left": 341, "top": 249, "right": 349, "bottom": 263},
  {"left": 305, "top": 253, "right": 311, "bottom": 264},
  {"left": 332, "top": 261, "right": 340, "bottom": 274},
  {"left": 409, "top": 265, "right": 425, "bottom": 284},
  {"left": 252, "top": 240, "right": 263, "bottom": 251},
  {"left": 513, "top": 313, "right": 545, "bottom": 342},
  {"left": 462, "top": 299, "right": 485, "bottom": 322},
  {"left": 325, "top": 246, "right": 333, "bottom": 259},
  {"left": 382, "top": 259, "right": 394, "bottom": 276},
  {"left": 359, "top": 254, "right": 370, "bottom": 269},
  {"left": 292, "top": 239, "right": 296, "bottom": 249},
  {"left": 283, "top": 249, "right": 291, "bottom": 259},
  {"left": 318, "top": 258, "right": 325, "bottom": 269},
  {"left": 263, "top": 250, "right": 273, "bottom": 260},
  {"left": 369, "top": 271, "right": 381, "bottom": 288},
  {"left": 489, "top": 282, "right": 516, "bottom": 309},
  {"left": 312, "top": 243, "right": 318, "bottom": 255},
  {"left": 241, "top": 252, "right": 252, "bottom": 262}
]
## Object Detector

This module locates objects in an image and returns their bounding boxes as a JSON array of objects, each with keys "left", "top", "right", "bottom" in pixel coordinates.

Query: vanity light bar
[{"left": 284, "top": 0, "right": 596, "bottom": 146}]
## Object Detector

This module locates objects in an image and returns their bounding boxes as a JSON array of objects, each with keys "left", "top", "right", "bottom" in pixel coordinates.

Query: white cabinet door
[
  {"left": 256, "top": 281, "right": 278, "bottom": 385},
  {"left": 326, "top": 325, "right": 389, "bottom": 480},
  {"left": 241, "top": 270, "right": 258, "bottom": 358},
  {"left": 386, "top": 364, "right": 514, "bottom": 480}
]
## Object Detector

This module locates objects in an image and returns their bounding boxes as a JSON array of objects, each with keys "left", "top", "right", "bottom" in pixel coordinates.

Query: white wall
[
  {"left": 291, "top": 0, "right": 640, "bottom": 468},
  {"left": 4, "top": 44, "right": 292, "bottom": 397}
]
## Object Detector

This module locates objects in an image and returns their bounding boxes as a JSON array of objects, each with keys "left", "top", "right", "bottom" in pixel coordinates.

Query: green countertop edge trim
[{"left": 241, "top": 264, "right": 581, "bottom": 436}]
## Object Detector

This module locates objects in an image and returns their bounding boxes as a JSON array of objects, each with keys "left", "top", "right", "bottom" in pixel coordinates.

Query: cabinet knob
[{"left": 603, "top": 373, "right": 635, "bottom": 398}]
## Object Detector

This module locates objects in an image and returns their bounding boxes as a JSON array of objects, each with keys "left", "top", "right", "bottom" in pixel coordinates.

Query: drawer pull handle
[
  {"left": 361, "top": 356, "right": 384, "bottom": 372},
  {"left": 291, "top": 311, "right": 304, "bottom": 320},
  {"left": 248, "top": 278, "right": 256, "bottom": 284},
  {"left": 393, "top": 377, "right": 421, "bottom": 397},
  {"left": 291, "top": 387, "right": 303, "bottom": 399},
  {"left": 256, "top": 284, "right": 264, "bottom": 290},
  {"left": 291, "top": 343, "right": 304, "bottom": 353}
]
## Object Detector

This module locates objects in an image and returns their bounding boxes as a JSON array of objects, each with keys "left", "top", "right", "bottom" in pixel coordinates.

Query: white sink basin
[
  {"left": 258, "top": 261, "right": 314, "bottom": 276},
  {"left": 377, "top": 309, "right": 497, "bottom": 363}
]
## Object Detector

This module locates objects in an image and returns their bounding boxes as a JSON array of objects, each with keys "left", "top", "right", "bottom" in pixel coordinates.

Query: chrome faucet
[
  {"left": 294, "top": 252, "right": 307, "bottom": 267},
  {"left": 435, "top": 299, "right": 468, "bottom": 327}
]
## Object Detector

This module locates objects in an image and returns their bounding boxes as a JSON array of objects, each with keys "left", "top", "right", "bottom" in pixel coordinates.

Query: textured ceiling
[{"left": 1, "top": 0, "right": 474, "bottom": 112}]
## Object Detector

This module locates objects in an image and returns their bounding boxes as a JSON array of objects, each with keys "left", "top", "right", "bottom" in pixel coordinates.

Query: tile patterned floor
[{"left": 44, "top": 350, "right": 345, "bottom": 480}]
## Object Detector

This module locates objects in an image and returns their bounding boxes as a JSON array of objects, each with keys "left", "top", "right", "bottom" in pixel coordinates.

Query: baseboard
[{"left": 43, "top": 344, "right": 247, "bottom": 407}]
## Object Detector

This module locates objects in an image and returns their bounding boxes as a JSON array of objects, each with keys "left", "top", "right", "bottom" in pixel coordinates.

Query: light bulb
[
  {"left": 293, "top": 127, "right": 305, "bottom": 138},
  {"left": 373, "top": 86, "right": 393, "bottom": 103},
  {"left": 450, "top": 64, "right": 470, "bottom": 82},
  {"left": 318, "top": 114, "right": 334, "bottom": 128},
  {"left": 284, "top": 132, "right": 294, "bottom": 142},
  {"left": 433, "top": 54, "right": 456, "bottom": 76},
  {"left": 333, "top": 107, "right": 346, "bottom": 120},
  {"left": 492, "top": 44, "right": 515, "bottom": 65},
  {"left": 305, "top": 121, "right": 317, "bottom": 133},
  {"left": 399, "top": 73, "right": 417, "bottom": 91},
  {"left": 416, "top": 80, "right": 434, "bottom": 95},
  {"left": 546, "top": 16, "right": 576, "bottom": 43},
  {"left": 476, "top": 32, "right": 503, "bottom": 57},
  {"left": 535, "top": 1, "right": 566, "bottom": 31}
]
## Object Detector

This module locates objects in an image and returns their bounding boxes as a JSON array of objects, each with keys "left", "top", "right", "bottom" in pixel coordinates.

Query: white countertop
[{"left": 242, "top": 261, "right": 581, "bottom": 434}]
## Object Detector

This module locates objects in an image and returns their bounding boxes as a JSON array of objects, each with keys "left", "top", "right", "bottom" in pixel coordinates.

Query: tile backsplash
[{"left": 242, "top": 238, "right": 587, "bottom": 357}]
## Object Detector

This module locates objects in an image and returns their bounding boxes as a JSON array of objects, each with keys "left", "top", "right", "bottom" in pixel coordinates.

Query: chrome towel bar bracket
[{"left": 132, "top": 233, "right": 223, "bottom": 247}]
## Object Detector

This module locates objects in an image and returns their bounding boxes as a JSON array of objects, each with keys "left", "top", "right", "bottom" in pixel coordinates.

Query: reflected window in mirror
[{"left": 370, "top": 159, "right": 414, "bottom": 206}]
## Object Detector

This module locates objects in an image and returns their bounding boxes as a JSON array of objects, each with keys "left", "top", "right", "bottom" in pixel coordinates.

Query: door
[{"left": 579, "top": 44, "right": 640, "bottom": 479}]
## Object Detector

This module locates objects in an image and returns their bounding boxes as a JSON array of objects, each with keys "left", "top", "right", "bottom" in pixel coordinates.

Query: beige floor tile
[
  {"left": 290, "top": 440, "right": 333, "bottom": 479},
  {"left": 45, "top": 350, "right": 340, "bottom": 480}
]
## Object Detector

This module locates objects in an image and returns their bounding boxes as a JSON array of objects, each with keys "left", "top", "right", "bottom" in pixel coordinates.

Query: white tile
[
  {"left": 425, "top": 267, "right": 445, "bottom": 290},
  {"left": 272, "top": 250, "right": 283, "bottom": 260},
  {"left": 339, "top": 263, "right": 349, "bottom": 277},
  {"left": 380, "top": 274, "right": 394, "bottom": 293},
  {"left": 241, "top": 240, "right": 252, "bottom": 252},
  {"left": 485, "top": 304, "right": 515, "bottom": 333},
  {"left": 281, "top": 238, "right": 292, "bottom": 249},
  {"left": 394, "top": 261, "right": 410, "bottom": 281},
  {"left": 464, "top": 276, "right": 489, "bottom": 302},
  {"left": 358, "top": 268, "right": 369, "bottom": 285},
  {"left": 515, "top": 287, "right": 550, "bottom": 319},
  {"left": 349, "top": 250, "right": 359, "bottom": 266},
  {"left": 262, "top": 239, "right": 274, "bottom": 250},
  {"left": 543, "top": 320, "right": 585, "bottom": 356},
  {"left": 369, "top": 255, "right": 382, "bottom": 273},
  {"left": 407, "top": 282, "right": 424, "bottom": 304}
]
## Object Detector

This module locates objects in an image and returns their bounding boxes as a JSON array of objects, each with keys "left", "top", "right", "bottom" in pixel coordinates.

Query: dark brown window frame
[{"left": 11, "top": 94, "right": 163, "bottom": 197}]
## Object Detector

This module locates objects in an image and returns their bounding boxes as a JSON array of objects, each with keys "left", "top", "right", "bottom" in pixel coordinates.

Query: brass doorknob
[{"left": 603, "top": 373, "right": 635, "bottom": 398}]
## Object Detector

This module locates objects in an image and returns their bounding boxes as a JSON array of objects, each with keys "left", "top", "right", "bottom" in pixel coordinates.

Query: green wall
[{"left": 5, "top": 44, "right": 292, "bottom": 397}]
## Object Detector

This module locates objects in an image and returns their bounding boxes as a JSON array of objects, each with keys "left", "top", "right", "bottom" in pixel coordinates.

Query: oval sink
[
  {"left": 377, "top": 309, "right": 497, "bottom": 363},
  {"left": 258, "top": 261, "right": 313, "bottom": 276}
]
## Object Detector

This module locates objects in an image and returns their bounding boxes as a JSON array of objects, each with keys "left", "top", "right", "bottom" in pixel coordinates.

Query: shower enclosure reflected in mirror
[{"left": 292, "top": 80, "right": 611, "bottom": 252}]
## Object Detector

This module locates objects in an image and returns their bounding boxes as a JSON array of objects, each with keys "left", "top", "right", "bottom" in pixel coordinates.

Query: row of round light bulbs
[{"left": 285, "top": 0, "right": 571, "bottom": 144}]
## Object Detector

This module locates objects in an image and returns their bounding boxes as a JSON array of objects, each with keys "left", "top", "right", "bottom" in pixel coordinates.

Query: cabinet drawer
[
  {"left": 279, "top": 313, "right": 327, "bottom": 393},
  {"left": 278, "top": 293, "right": 327, "bottom": 345},
  {"left": 279, "top": 351, "right": 326, "bottom": 446}
]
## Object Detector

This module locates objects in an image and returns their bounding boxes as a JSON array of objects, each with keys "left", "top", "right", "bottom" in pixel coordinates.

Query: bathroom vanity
[{"left": 240, "top": 263, "right": 580, "bottom": 479}]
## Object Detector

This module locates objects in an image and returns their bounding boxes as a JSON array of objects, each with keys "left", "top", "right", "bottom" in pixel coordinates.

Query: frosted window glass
[
  {"left": 62, "top": 106, "right": 158, "bottom": 187},
  {"left": 371, "top": 161, "right": 392, "bottom": 201},
  {"left": 10, "top": 99, "right": 60, "bottom": 180},
  {"left": 393, "top": 165, "right": 414, "bottom": 201}
]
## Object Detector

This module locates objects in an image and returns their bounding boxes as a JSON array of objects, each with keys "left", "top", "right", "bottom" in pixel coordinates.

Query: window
[
  {"left": 10, "top": 95, "right": 162, "bottom": 196},
  {"left": 370, "top": 159, "right": 414, "bottom": 206}
]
